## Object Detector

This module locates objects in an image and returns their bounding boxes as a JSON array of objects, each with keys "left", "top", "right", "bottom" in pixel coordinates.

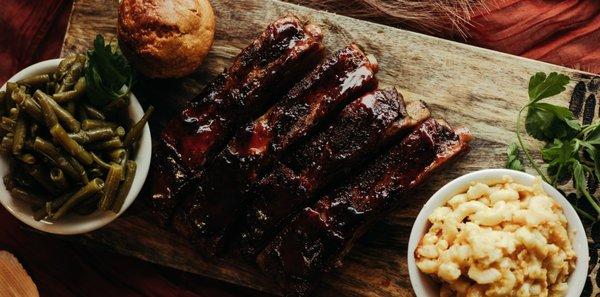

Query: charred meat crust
[
  {"left": 240, "top": 88, "right": 425, "bottom": 256},
  {"left": 257, "top": 118, "right": 471, "bottom": 296},
  {"left": 146, "top": 16, "right": 324, "bottom": 224},
  {"left": 219, "top": 43, "right": 380, "bottom": 189},
  {"left": 145, "top": 142, "right": 192, "bottom": 224},
  {"left": 172, "top": 44, "right": 380, "bottom": 255},
  {"left": 161, "top": 15, "right": 325, "bottom": 171}
]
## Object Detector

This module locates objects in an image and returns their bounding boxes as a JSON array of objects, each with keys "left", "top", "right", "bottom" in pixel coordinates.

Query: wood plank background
[{"left": 61, "top": 0, "right": 599, "bottom": 295}]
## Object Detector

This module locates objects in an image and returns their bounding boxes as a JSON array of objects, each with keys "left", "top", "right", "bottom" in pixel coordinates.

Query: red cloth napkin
[
  {"left": 0, "top": 0, "right": 598, "bottom": 296},
  {"left": 468, "top": 0, "right": 600, "bottom": 74},
  {"left": 0, "top": 0, "right": 72, "bottom": 84}
]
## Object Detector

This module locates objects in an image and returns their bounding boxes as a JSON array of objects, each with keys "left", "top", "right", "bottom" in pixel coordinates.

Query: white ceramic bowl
[
  {"left": 0, "top": 58, "right": 152, "bottom": 235},
  {"left": 408, "top": 169, "right": 589, "bottom": 297}
]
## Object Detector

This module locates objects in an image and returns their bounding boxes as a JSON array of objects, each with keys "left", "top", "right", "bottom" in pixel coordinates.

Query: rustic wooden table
[{"left": 60, "top": 0, "right": 600, "bottom": 296}]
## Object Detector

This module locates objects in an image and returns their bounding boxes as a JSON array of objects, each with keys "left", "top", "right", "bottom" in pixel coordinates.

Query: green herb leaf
[
  {"left": 573, "top": 160, "right": 586, "bottom": 191},
  {"left": 583, "top": 123, "right": 600, "bottom": 145},
  {"left": 585, "top": 146, "right": 600, "bottom": 183},
  {"left": 525, "top": 102, "right": 580, "bottom": 142},
  {"left": 541, "top": 139, "right": 578, "bottom": 183},
  {"left": 85, "top": 35, "right": 133, "bottom": 106},
  {"left": 505, "top": 143, "right": 523, "bottom": 171},
  {"left": 528, "top": 72, "right": 570, "bottom": 103}
]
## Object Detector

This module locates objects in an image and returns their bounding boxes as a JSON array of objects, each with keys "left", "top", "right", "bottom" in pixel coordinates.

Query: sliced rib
[
  {"left": 146, "top": 16, "right": 324, "bottom": 224},
  {"left": 257, "top": 118, "right": 471, "bottom": 296},
  {"left": 146, "top": 145, "right": 193, "bottom": 224},
  {"left": 172, "top": 44, "right": 379, "bottom": 255},
  {"left": 240, "top": 89, "right": 430, "bottom": 256}
]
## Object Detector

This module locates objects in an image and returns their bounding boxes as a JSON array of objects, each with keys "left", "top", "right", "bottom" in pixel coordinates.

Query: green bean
[
  {"left": 36, "top": 90, "right": 59, "bottom": 127},
  {"left": 124, "top": 106, "right": 154, "bottom": 147},
  {"left": 75, "top": 194, "right": 100, "bottom": 215},
  {"left": 81, "top": 119, "right": 118, "bottom": 130},
  {"left": 52, "top": 178, "right": 104, "bottom": 220},
  {"left": 57, "top": 61, "right": 84, "bottom": 93},
  {"left": 0, "top": 117, "right": 15, "bottom": 133},
  {"left": 3, "top": 175, "right": 14, "bottom": 191},
  {"left": 52, "top": 77, "right": 85, "bottom": 103},
  {"left": 33, "top": 207, "right": 48, "bottom": 221},
  {"left": 88, "top": 167, "right": 104, "bottom": 180},
  {"left": 65, "top": 101, "right": 76, "bottom": 115},
  {"left": 27, "top": 165, "right": 58, "bottom": 194},
  {"left": 8, "top": 108, "right": 18, "bottom": 120},
  {"left": 2, "top": 113, "right": 19, "bottom": 125},
  {"left": 66, "top": 155, "right": 89, "bottom": 184},
  {"left": 11, "top": 187, "right": 45, "bottom": 207},
  {"left": 5, "top": 82, "right": 18, "bottom": 91},
  {"left": 120, "top": 149, "right": 129, "bottom": 167},
  {"left": 12, "top": 115, "right": 26, "bottom": 155},
  {"left": 98, "top": 164, "right": 122, "bottom": 211},
  {"left": 108, "top": 149, "right": 126, "bottom": 163},
  {"left": 45, "top": 81, "right": 57, "bottom": 95},
  {"left": 75, "top": 54, "right": 87, "bottom": 65},
  {"left": 0, "top": 91, "right": 5, "bottom": 115},
  {"left": 49, "top": 168, "right": 68, "bottom": 191},
  {"left": 89, "top": 137, "right": 122, "bottom": 151},
  {"left": 18, "top": 74, "right": 51, "bottom": 87},
  {"left": 115, "top": 126, "right": 125, "bottom": 138},
  {"left": 5, "top": 82, "right": 17, "bottom": 111},
  {"left": 51, "top": 190, "right": 77, "bottom": 209},
  {"left": 68, "top": 127, "right": 114, "bottom": 144},
  {"left": 33, "top": 191, "right": 76, "bottom": 220},
  {"left": 32, "top": 137, "right": 80, "bottom": 182},
  {"left": 34, "top": 90, "right": 80, "bottom": 132},
  {"left": 29, "top": 123, "right": 39, "bottom": 139},
  {"left": 111, "top": 160, "right": 136, "bottom": 212},
  {"left": 17, "top": 153, "right": 36, "bottom": 165},
  {"left": 83, "top": 104, "right": 105, "bottom": 120},
  {"left": 76, "top": 105, "right": 88, "bottom": 121},
  {"left": 56, "top": 55, "right": 78, "bottom": 80},
  {"left": 62, "top": 61, "right": 84, "bottom": 87},
  {"left": 1, "top": 135, "right": 13, "bottom": 151},
  {"left": 50, "top": 124, "right": 93, "bottom": 165},
  {"left": 12, "top": 89, "right": 43, "bottom": 122},
  {"left": 102, "top": 97, "right": 128, "bottom": 115},
  {"left": 11, "top": 170, "right": 37, "bottom": 189},
  {"left": 91, "top": 152, "right": 111, "bottom": 170}
]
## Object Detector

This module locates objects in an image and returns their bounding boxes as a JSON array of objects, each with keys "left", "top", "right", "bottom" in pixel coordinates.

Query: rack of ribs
[
  {"left": 172, "top": 44, "right": 380, "bottom": 255},
  {"left": 239, "top": 89, "right": 431, "bottom": 256},
  {"left": 257, "top": 118, "right": 471, "bottom": 296},
  {"left": 146, "top": 16, "right": 325, "bottom": 224}
]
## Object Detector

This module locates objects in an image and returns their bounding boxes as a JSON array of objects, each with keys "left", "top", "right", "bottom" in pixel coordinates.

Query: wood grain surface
[{"left": 62, "top": 0, "right": 599, "bottom": 296}]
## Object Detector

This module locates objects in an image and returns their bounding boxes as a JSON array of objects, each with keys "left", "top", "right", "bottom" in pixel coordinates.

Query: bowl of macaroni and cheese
[{"left": 407, "top": 169, "right": 588, "bottom": 297}]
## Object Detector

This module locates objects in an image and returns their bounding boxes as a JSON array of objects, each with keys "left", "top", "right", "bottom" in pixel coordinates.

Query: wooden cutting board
[{"left": 61, "top": 0, "right": 600, "bottom": 296}]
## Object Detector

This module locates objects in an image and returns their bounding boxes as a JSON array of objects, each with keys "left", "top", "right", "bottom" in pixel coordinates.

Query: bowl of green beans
[{"left": 0, "top": 57, "right": 152, "bottom": 234}]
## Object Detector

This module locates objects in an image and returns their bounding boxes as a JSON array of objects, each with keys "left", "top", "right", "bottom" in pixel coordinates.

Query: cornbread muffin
[{"left": 117, "top": 0, "right": 216, "bottom": 78}]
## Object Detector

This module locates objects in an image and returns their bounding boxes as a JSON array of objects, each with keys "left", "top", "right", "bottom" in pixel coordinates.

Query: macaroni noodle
[{"left": 415, "top": 177, "right": 576, "bottom": 297}]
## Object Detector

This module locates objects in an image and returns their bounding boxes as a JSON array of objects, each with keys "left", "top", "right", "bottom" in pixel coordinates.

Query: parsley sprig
[
  {"left": 505, "top": 143, "right": 523, "bottom": 171},
  {"left": 84, "top": 35, "right": 133, "bottom": 107},
  {"left": 510, "top": 72, "right": 600, "bottom": 221}
]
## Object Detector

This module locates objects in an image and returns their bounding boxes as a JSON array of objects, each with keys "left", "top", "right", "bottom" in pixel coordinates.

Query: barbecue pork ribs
[
  {"left": 172, "top": 44, "right": 380, "bottom": 255},
  {"left": 240, "top": 89, "right": 430, "bottom": 256},
  {"left": 257, "top": 118, "right": 471, "bottom": 296},
  {"left": 145, "top": 15, "right": 472, "bottom": 296},
  {"left": 147, "top": 16, "right": 324, "bottom": 224}
]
